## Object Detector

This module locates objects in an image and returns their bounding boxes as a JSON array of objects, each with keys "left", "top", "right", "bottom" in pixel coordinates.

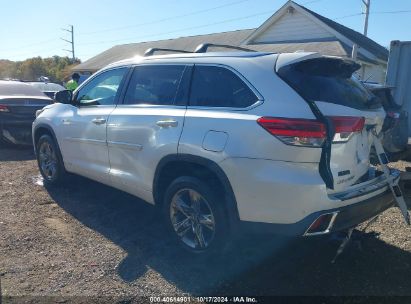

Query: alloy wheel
[
  {"left": 170, "top": 188, "right": 216, "bottom": 250},
  {"left": 38, "top": 141, "right": 58, "bottom": 180}
]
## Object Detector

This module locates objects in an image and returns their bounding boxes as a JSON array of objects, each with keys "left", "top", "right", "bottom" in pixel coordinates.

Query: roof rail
[
  {"left": 194, "top": 43, "right": 254, "bottom": 53},
  {"left": 144, "top": 48, "right": 191, "bottom": 57}
]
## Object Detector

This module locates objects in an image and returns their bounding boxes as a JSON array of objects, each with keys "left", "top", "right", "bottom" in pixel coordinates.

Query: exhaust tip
[{"left": 304, "top": 212, "right": 339, "bottom": 236}]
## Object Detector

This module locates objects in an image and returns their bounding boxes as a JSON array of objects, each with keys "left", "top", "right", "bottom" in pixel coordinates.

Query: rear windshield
[
  {"left": 278, "top": 58, "right": 381, "bottom": 110},
  {"left": 0, "top": 81, "right": 48, "bottom": 98},
  {"left": 27, "top": 82, "right": 65, "bottom": 92}
]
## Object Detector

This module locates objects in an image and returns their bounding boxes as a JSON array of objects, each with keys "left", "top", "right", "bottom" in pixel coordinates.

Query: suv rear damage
[
  {"left": 33, "top": 49, "right": 409, "bottom": 254},
  {"left": 272, "top": 53, "right": 403, "bottom": 235}
]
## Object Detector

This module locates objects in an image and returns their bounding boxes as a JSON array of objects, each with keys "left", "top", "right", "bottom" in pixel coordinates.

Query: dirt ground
[{"left": 1, "top": 145, "right": 411, "bottom": 302}]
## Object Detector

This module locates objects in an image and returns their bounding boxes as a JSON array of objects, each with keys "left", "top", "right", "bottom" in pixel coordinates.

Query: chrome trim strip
[
  {"left": 107, "top": 141, "right": 143, "bottom": 151},
  {"left": 120, "top": 62, "right": 264, "bottom": 111},
  {"left": 331, "top": 170, "right": 400, "bottom": 201},
  {"left": 64, "top": 137, "right": 107, "bottom": 146}
]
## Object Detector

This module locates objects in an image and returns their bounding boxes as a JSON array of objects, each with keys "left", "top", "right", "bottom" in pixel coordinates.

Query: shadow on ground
[
  {"left": 0, "top": 143, "right": 34, "bottom": 161},
  {"left": 45, "top": 176, "right": 411, "bottom": 296}
]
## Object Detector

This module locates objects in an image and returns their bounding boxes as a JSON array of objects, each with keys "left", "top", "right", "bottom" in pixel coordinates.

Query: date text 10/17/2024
[{"left": 149, "top": 297, "right": 258, "bottom": 303}]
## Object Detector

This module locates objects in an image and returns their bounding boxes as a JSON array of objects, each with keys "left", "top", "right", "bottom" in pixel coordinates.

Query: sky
[{"left": 0, "top": 0, "right": 410, "bottom": 62}]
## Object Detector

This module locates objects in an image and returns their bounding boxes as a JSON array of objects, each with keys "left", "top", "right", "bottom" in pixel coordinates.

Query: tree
[{"left": 0, "top": 56, "right": 81, "bottom": 83}]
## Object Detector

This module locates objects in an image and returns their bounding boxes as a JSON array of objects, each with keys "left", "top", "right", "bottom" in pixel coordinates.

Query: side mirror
[{"left": 54, "top": 90, "right": 73, "bottom": 104}]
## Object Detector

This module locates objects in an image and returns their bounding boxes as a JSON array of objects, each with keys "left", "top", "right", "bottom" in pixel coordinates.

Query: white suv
[{"left": 33, "top": 47, "right": 399, "bottom": 253}]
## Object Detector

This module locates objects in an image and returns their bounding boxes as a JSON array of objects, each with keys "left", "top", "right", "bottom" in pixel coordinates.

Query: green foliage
[{"left": 0, "top": 56, "right": 81, "bottom": 83}]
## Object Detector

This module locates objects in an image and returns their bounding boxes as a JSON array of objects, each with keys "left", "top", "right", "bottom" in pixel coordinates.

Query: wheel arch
[
  {"left": 33, "top": 123, "right": 58, "bottom": 148},
  {"left": 153, "top": 154, "right": 240, "bottom": 224},
  {"left": 33, "top": 124, "right": 65, "bottom": 167}
]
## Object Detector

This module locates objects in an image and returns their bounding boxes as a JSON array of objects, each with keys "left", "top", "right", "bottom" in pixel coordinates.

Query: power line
[
  {"left": 78, "top": 10, "right": 273, "bottom": 47},
  {"left": 373, "top": 9, "right": 411, "bottom": 15},
  {"left": 79, "top": 0, "right": 251, "bottom": 36},
  {"left": 0, "top": 38, "right": 58, "bottom": 52},
  {"left": 300, "top": 0, "right": 324, "bottom": 5},
  {"left": 335, "top": 12, "right": 363, "bottom": 20},
  {"left": 336, "top": 9, "right": 411, "bottom": 20}
]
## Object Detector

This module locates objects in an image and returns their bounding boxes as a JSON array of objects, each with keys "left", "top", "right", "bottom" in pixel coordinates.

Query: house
[{"left": 74, "top": 0, "right": 388, "bottom": 83}]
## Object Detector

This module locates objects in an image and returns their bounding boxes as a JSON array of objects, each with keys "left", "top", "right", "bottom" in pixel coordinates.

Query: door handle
[
  {"left": 156, "top": 120, "right": 178, "bottom": 128},
  {"left": 92, "top": 118, "right": 107, "bottom": 125}
]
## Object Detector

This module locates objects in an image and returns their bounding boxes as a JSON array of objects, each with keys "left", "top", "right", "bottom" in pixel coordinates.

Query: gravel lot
[{"left": 1, "top": 145, "right": 411, "bottom": 301}]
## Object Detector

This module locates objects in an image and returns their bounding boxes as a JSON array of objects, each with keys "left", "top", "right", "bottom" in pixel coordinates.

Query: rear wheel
[
  {"left": 163, "top": 176, "right": 229, "bottom": 254},
  {"left": 36, "top": 134, "right": 67, "bottom": 185}
]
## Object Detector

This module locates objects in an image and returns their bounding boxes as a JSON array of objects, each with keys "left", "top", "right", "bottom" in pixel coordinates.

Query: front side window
[
  {"left": 189, "top": 65, "right": 258, "bottom": 108},
  {"left": 76, "top": 67, "right": 128, "bottom": 106},
  {"left": 124, "top": 65, "right": 186, "bottom": 105}
]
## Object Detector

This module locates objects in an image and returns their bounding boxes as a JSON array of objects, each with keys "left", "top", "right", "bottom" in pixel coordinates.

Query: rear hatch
[
  {"left": 277, "top": 55, "right": 385, "bottom": 192},
  {"left": 0, "top": 97, "right": 53, "bottom": 118},
  {"left": 0, "top": 81, "right": 53, "bottom": 119}
]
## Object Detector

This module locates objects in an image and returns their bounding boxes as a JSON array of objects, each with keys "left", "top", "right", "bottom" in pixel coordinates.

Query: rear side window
[
  {"left": 189, "top": 65, "right": 258, "bottom": 108},
  {"left": 278, "top": 58, "right": 380, "bottom": 110},
  {"left": 124, "top": 65, "right": 185, "bottom": 105}
]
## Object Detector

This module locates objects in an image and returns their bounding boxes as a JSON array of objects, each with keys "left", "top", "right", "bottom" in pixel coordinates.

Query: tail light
[
  {"left": 257, "top": 117, "right": 326, "bottom": 147},
  {"left": 0, "top": 105, "right": 10, "bottom": 112},
  {"left": 329, "top": 116, "right": 365, "bottom": 143}
]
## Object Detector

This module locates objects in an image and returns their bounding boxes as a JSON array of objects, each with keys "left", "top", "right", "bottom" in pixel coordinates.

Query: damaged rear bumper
[
  {"left": 0, "top": 117, "right": 34, "bottom": 145},
  {"left": 238, "top": 169, "right": 400, "bottom": 237}
]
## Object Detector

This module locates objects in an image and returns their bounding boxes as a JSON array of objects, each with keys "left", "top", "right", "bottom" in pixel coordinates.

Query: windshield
[{"left": 278, "top": 58, "right": 381, "bottom": 110}]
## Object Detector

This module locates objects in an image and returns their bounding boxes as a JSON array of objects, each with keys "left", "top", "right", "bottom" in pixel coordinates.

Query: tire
[
  {"left": 36, "top": 134, "right": 67, "bottom": 185},
  {"left": 162, "top": 176, "right": 230, "bottom": 254}
]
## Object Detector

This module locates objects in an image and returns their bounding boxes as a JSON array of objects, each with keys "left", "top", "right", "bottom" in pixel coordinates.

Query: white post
[{"left": 362, "top": 0, "right": 371, "bottom": 36}]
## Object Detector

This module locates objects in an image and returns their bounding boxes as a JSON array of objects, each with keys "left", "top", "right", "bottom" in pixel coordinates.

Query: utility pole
[
  {"left": 61, "top": 25, "right": 75, "bottom": 62},
  {"left": 360, "top": 0, "right": 371, "bottom": 80},
  {"left": 352, "top": 0, "right": 371, "bottom": 61},
  {"left": 362, "top": 0, "right": 371, "bottom": 36}
]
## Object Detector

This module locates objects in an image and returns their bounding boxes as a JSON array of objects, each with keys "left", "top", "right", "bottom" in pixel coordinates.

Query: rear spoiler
[{"left": 276, "top": 53, "right": 361, "bottom": 77}]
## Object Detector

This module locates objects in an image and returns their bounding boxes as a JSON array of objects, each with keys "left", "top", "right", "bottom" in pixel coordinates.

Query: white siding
[
  {"left": 253, "top": 11, "right": 334, "bottom": 43},
  {"left": 362, "top": 64, "right": 386, "bottom": 84}
]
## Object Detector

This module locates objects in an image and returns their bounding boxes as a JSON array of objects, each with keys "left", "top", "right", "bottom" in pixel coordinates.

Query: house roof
[
  {"left": 74, "top": 29, "right": 254, "bottom": 72},
  {"left": 295, "top": 3, "right": 388, "bottom": 61},
  {"left": 74, "top": 1, "right": 388, "bottom": 72}
]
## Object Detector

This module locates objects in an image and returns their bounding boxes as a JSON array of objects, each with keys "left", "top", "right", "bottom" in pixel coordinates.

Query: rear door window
[
  {"left": 189, "top": 65, "right": 258, "bottom": 108},
  {"left": 278, "top": 58, "right": 380, "bottom": 110},
  {"left": 124, "top": 65, "right": 186, "bottom": 106}
]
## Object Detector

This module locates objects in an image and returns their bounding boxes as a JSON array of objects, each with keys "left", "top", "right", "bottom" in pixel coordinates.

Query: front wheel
[
  {"left": 36, "top": 134, "right": 67, "bottom": 185},
  {"left": 163, "top": 176, "right": 229, "bottom": 254}
]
